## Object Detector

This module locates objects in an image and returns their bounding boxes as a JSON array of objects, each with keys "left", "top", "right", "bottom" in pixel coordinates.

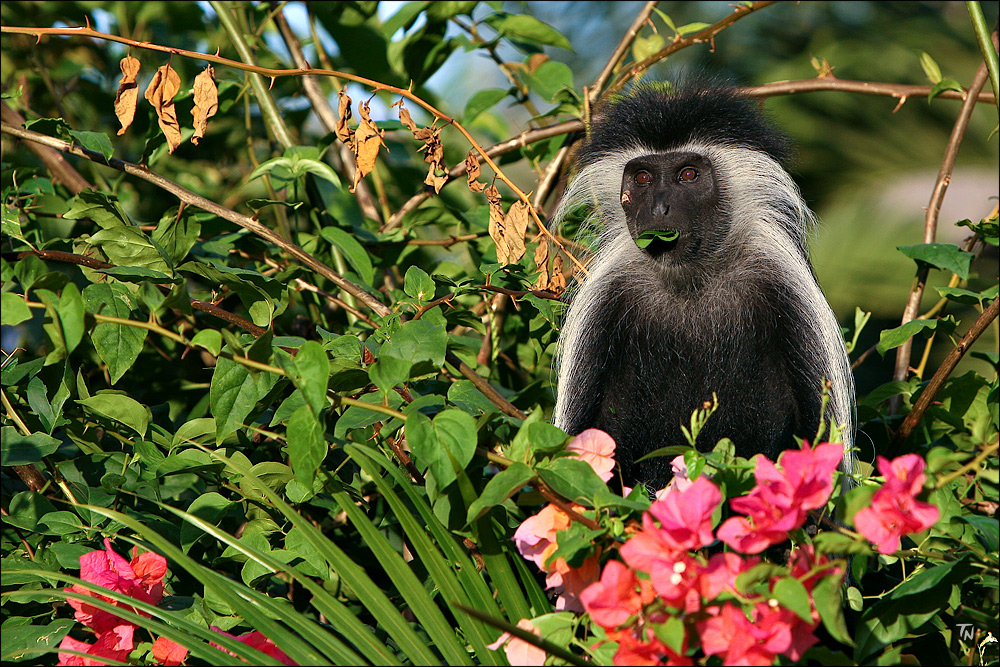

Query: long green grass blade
[
  {"left": 204, "top": 448, "right": 439, "bottom": 665},
  {"left": 333, "top": 492, "right": 473, "bottom": 665}
]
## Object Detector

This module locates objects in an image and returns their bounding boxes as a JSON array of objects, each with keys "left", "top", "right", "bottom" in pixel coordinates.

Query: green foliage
[{"left": 1, "top": 2, "right": 997, "bottom": 666}]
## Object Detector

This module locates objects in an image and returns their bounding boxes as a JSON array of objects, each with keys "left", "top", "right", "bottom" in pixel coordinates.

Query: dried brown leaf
[
  {"left": 351, "top": 100, "right": 385, "bottom": 193},
  {"left": 486, "top": 185, "right": 508, "bottom": 264},
  {"left": 502, "top": 200, "right": 528, "bottom": 264},
  {"left": 533, "top": 239, "right": 550, "bottom": 290},
  {"left": 114, "top": 56, "right": 141, "bottom": 136},
  {"left": 424, "top": 165, "right": 448, "bottom": 194},
  {"left": 465, "top": 151, "right": 486, "bottom": 193},
  {"left": 527, "top": 53, "right": 549, "bottom": 74},
  {"left": 191, "top": 65, "right": 218, "bottom": 145},
  {"left": 335, "top": 89, "right": 354, "bottom": 146},
  {"left": 394, "top": 98, "right": 419, "bottom": 132},
  {"left": 144, "top": 64, "right": 183, "bottom": 153},
  {"left": 550, "top": 254, "right": 566, "bottom": 294}
]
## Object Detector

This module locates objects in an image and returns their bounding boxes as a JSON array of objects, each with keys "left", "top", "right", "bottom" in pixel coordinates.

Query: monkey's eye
[
  {"left": 678, "top": 166, "right": 699, "bottom": 182},
  {"left": 634, "top": 170, "right": 653, "bottom": 185}
]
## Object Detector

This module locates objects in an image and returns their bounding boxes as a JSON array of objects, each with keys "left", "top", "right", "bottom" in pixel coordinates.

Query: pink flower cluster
[
  {"left": 716, "top": 442, "right": 845, "bottom": 553},
  {"left": 57, "top": 538, "right": 295, "bottom": 666},
  {"left": 58, "top": 538, "right": 184, "bottom": 666},
  {"left": 580, "top": 468, "right": 837, "bottom": 666},
  {"left": 854, "top": 454, "right": 939, "bottom": 554}
]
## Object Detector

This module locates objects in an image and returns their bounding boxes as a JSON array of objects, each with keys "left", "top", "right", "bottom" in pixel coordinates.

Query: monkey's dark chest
[{"left": 592, "top": 289, "right": 802, "bottom": 490}]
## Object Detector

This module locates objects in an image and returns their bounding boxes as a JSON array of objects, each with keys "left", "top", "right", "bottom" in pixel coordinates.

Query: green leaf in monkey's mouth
[{"left": 635, "top": 229, "right": 680, "bottom": 249}]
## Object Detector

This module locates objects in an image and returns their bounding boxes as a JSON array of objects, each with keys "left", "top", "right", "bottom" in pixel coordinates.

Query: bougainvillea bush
[{"left": 1, "top": 2, "right": 997, "bottom": 666}]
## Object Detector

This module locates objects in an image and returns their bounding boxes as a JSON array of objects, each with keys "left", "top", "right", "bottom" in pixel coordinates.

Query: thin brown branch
[
  {"left": 893, "top": 297, "right": 999, "bottom": 446},
  {"left": 891, "top": 62, "right": 991, "bottom": 395},
  {"left": 738, "top": 76, "right": 996, "bottom": 104},
  {"left": 588, "top": 1, "right": 659, "bottom": 107},
  {"left": 2, "top": 101, "right": 93, "bottom": 194},
  {"left": 607, "top": 1, "right": 778, "bottom": 96},
  {"left": 446, "top": 350, "right": 526, "bottom": 420}
]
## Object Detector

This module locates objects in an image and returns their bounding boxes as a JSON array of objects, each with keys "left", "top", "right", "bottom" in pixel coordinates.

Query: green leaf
[
  {"left": 281, "top": 340, "right": 330, "bottom": 418},
  {"left": 896, "top": 243, "right": 973, "bottom": 279},
  {"left": 675, "top": 21, "right": 711, "bottom": 35},
  {"left": 368, "top": 354, "right": 412, "bottom": 393},
  {"left": 636, "top": 229, "right": 679, "bottom": 248},
  {"left": 152, "top": 207, "right": 202, "bottom": 264},
  {"left": 1, "top": 292, "right": 32, "bottom": 326},
  {"left": 191, "top": 329, "right": 222, "bottom": 356},
  {"left": 466, "top": 462, "right": 534, "bottom": 523},
  {"left": 527, "top": 60, "right": 574, "bottom": 102},
  {"left": 381, "top": 318, "right": 448, "bottom": 373},
  {"left": 403, "top": 265, "right": 435, "bottom": 302},
  {"left": 69, "top": 129, "right": 114, "bottom": 161},
  {"left": 536, "top": 457, "right": 607, "bottom": 504},
  {"left": 0, "top": 426, "right": 61, "bottom": 465},
  {"left": 928, "top": 78, "right": 964, "bottom": 102},
  {"left": 83, "top": 282, "right": 147, "bottom": 384},
  {"left": 286, "top": 405, "right": 326, "bottom": 489},
  {"left": 464, "top": 88, "right": 509, "bottom": 123},
  {"left": 918, "top": 51, "right": 943, "bottom": 84},
  {"left": 876, "top": 316, "right": 958, "bottom": 355},
  {"left": 77, "top": 393, "right": 150, "bottom": 438},
  {"left": 489, "top": 14, "right": 573, "bottom": 50},
  {"left": 406, "top": 409, "right": 477, "bottom": 490},
  {"left": 319, "top": 226, "right": 375, "bottom": 286},
  {"left": 0, "top": 620, "right": 75, "bottom": 662},
  {"left": 88, "top": 225, "right": 174, "bottom": 274},
  {"left": 813, "top": 574, "right": 854, "bottom": 646},
  {"left": 771, "top": 576, "right": 814, "bottom": 623},
  {"left": 210, "top": 351, "right": 279, "bottom": 443}
]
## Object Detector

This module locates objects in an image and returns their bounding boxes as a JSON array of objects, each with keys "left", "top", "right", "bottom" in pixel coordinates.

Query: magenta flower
[
  {"left": 854, "top": 455, "right": 939, "bottom": 554},
  {"left": 57, "top": 624, "right": 134, "bottom": 666},
  {"left": 211, "top": 627, "right": 297, "bottom": 666}
]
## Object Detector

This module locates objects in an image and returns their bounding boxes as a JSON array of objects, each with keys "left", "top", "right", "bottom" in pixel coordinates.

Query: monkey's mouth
[{"left": 635, "top": 229, "right": 680, "bottom": 255}]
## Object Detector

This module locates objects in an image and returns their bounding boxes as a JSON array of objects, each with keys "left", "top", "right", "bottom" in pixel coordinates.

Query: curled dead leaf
[
  {"left": 351, "top": 100, "right": 386, "bottom": 193},
  {"left": 191, "top": 65, "right": 218, "bottom": 145},
  {"left": 486, "top": 184, "right": 508, "bottom": 264},
  {"left": 394, "top": 98, "right": 419, "bottom": 132},
  {"left": 465, "top": 151, "right": 485, "bottom": 193},
  {"left": 144, "top": 64, "right": 183, "bottom": 153},
  {"left": 502, "top": 200, "right": 528, "bottom": 265},
  {"left": 335, "top": 89, "right": 354, "bottom": 146},
  {"left": 533, "top": 239, "right": 550, "bottom": 290},
  {"left": 549, "top": 254, "right": 566, "bottom": 295},
  {"left": 114, "top": 56, "right": 141, "bottom": 136}
]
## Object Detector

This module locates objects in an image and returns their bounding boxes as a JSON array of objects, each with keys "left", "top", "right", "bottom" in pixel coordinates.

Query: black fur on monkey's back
[{"left": 553, "top": 84, "right": 855, "bottom": 491}]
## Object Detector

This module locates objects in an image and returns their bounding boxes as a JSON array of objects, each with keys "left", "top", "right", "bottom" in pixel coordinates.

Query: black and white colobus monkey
[{"left": 553, "top": 84, "right": 855, "bottom": 491}]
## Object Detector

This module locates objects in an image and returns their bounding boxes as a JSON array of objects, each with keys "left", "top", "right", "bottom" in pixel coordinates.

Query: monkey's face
[{"left": 620, "top": 152, "right": 723, "bottom": 265}]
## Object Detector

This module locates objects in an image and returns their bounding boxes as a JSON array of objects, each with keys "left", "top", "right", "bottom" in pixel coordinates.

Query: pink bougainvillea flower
[
  {"left": 718, "top": 442, "right": 843, "bottom": 554},
  {"left": 151, "top": 636, "right": 188, "bottom": 666},
  {"left": 606, "top": 624, "right": 693, "bottom": 666},
  {"left": 57, "top": 624, "right": 134, "bottom": 666},
  {"left": 486, "top": 619, "right": 547, "bottom": 666},
  {"left": 654, "top": 455, "right": 695, "bottom": 498},
  {"left": 854, "top": 485, "right": 939, "bottom": 554},
  {"left": 879, "top": 453, "right": 929, "bottom": 496},
  {"left": 778, "top": 441, "right": 843, "bottom": 511},
  {"left": 66, "top": 538, "right": 169, "bottom": 635},
  {"left": 751, "top": 600, "right": 820, "bottom": 662},
  {"left": 567, "top": 428, "right": 617, "bottom": 482},
  {"left": 854, "top": 454, "right": 939, "bottom": 554},
  {"left": 646, "top": 552, "right": 702, "bottom": 613},
  {"left": 547, "top": 554, "right": 602, "bottom": 612},
  {"left": 698, "top": 603, "right": 776, "bottom": 666},
  {"left": 512, "top": 503, "right": 573, "bottom": 571},
  {"left": 646, "top": 475, "right": 721, "bottom": 552},
  {"left": 580, "top": 560, "right": 649, "bottom": 629},
  {"left": 210, "top": 627, "right": 296, "bottom": 666},
  {"left": 697, "top": 551, "right": 758, "bottom": 601}
]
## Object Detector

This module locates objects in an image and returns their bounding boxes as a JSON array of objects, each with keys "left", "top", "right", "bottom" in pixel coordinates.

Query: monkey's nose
[{"left": 652, "top": 197, "right": 670, "bottom": 217}]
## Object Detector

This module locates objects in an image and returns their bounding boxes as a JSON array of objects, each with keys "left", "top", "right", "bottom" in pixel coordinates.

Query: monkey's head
[
  {"left": 557, "top": 84, "right": 803, "bottom": 273},
  {"left": 619, "top": 151, "right": 723, "bottom": 265}
]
